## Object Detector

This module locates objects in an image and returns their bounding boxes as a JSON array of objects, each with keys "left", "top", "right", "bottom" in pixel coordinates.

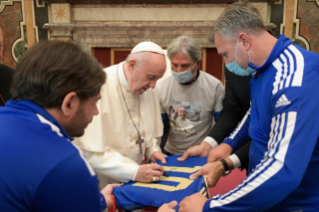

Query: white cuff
[
  {"left": 229, "top": 154, "right": 241, "bottom": 169},
  {"left": 203, "top": 136, "right": 218, "bottom": 148},
  {"left": 132, "top": 165, "right": 140, "bottom": 181}
]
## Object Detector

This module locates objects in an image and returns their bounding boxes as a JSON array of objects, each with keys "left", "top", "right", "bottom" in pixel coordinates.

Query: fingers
[
  {"left": 152, "top": 169, "right": 164, "bottom": 177},
  {"left": 189, "top": 168, "right": 204, "bottom": 180},
  {"left": 207, "top": 151, "right": 219, "bottom": 163},
  {"left": 152, "top": 163, "right": 165, "bottom": 172},
  {"left": 177, "top": 151, "right": 190, "bottom": 161},
  {"left": 161, "top": 154, "right": 167, "bottom": 163},
  {"left": 157, "top": 153, "right": 167, "bottom": 164},
  {"left": 167, "top": 200, "right": 178, "bottom": 209},
  {"left": 110, "top": 184, "right": 121, "bottom": 188}
]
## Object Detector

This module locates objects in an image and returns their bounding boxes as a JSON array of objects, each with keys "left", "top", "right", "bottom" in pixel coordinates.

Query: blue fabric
[
  {"left": 161, "top": 113, "right": 168, "bottom": 120},
  {"left": 113, "top": 155, "right": 209, "bottom": 211},
  {"left": 0, "top": 100, "right": 101, "bottom": 212},
  {"left": 99, "top": 193, "right": 107, "bottom": 211},
  {"left": 214, "top": 111, "right": 221, "bottom": 120},
  {"left": 204, "top": 34, "right": 319, "bottom": 211}
]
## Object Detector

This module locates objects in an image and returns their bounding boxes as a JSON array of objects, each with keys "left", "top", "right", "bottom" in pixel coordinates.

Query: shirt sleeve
[
  {"left": 207, "top": 72, "right": 249, "bottom": 144},
  {"left": 82, "top": 147, "right": 139, "bottom": 183},
  {"left": 203, "top": 82, "right": 319, "bottom": 211},
  {"left": 146, "top": 137, "right": 162, "bottom": 159},
  {"left": 33, "top": 151, "right": 101, "bottom": 212},
  {"left": 222, "top": 108, "right": 251, "bottom": 152},
  {"left": 213, "top": 82, "right": 225, "bottom": 113}
]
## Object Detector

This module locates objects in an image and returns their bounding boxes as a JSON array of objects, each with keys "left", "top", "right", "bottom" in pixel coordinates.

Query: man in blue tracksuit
[
  {"left": 0, "top": 40, "right": 119, "bottom": 211},
  {"left": 160, "top": 2, "right": 319, "bottom": 212}
]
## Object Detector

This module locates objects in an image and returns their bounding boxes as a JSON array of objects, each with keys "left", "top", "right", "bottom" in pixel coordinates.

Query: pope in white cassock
[{"left": 74, "top": 41, "right": 167, "bottom": 189}]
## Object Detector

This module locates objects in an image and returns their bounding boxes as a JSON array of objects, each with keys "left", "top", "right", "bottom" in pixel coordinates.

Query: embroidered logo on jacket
[{"left": 275, "top": 94, "right": 291, "bottom": 108}]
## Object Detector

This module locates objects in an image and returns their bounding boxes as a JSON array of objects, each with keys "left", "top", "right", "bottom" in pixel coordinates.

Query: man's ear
[
  {"left": 61, "top": 92, "right": 79, "bottom": 116},
  {"left": 197, "top": 59, "right": 202, "bottom": 68},
  {"left": 238, "top": 33, "right": 251, "bottom": 51},
  {"left": 128, "top": 58, "right": 138, "bottom": 74}
]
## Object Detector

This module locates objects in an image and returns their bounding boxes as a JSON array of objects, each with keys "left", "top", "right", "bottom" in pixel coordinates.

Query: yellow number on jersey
[
  {"left": 133, "top": 176, "right": 193, "bottom": 192},
  {"left": 132, "top": 166, "right": 202, "bottom": 192}
]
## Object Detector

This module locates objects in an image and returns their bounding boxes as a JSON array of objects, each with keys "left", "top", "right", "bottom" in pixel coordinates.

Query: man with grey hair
[
  {"left": 74, "top": 41, "right": 168, "bottom": 190},
  {"left": 157, "top": 35, "right": 224, "bottom": 155},
  {"left": 0, "top": 26, "right": 14, "bottom": 106},
  {"left": 161, "top": 1, "right": 319, "bottom": 212}
]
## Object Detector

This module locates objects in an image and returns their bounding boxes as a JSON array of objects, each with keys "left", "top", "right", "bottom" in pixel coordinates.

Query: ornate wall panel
[{"left": 297, "top": 0, "right": 319, "bottom": 52}]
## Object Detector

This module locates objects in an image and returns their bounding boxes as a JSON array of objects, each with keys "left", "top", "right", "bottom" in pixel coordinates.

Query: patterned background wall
[{"left": 0, "top": 0, "right": 319, "bottom": 68}]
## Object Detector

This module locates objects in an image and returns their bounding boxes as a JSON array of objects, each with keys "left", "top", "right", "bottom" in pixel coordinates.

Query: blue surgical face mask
[
  {"left": 225, "top": 39, "right": 255, "bottom": 76},
  {"left": 171, "top": 63, "right": 196, "bottom": 83}
]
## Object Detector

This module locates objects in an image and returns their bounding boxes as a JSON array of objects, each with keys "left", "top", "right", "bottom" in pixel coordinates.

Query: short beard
[{"left": 65, "top": 104, "right": 87, "bottom": 137}]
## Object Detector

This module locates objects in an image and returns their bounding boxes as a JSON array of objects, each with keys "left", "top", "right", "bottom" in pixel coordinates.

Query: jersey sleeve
[
  {"left": 203, "top": 64, "right": 319, "bottom": 211},
  {"left": 33, "top": 151, "right": 101, "bottom": 212}
]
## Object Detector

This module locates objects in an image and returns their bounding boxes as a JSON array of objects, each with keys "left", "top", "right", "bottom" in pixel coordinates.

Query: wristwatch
[{"left": 219, "top": 158, "right": 232, "bottom": 176}]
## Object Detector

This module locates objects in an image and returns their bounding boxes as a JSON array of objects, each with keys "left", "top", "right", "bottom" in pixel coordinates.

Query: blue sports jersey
[
  {"left": 204, "top": 35, "right": 319, "bottom": 211},
  {"left": 0, "top": 100, "right": 102, "bottom": 212},
  {"left": 112, "top": 155, "right": 209, "bottom": 211}
]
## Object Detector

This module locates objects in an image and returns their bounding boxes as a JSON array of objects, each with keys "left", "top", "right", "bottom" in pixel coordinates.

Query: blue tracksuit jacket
[
  {"left": 203, "top": 35, "right": 319, "bottom": 211},
  {"left": 0, "top": 100, "right": 104, "bottom": 211}
]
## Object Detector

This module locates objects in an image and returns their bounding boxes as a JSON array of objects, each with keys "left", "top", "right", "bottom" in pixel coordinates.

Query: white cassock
[{"left": 73, "top": 62, "right": 163, "bottom": 189}]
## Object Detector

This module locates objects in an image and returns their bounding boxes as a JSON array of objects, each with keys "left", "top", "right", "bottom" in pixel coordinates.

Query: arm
[
  {"left": 0, "top": 64, "right": 14, "bottom": 106},
  {"left": 213, "top": 81, "right": 225, "bottom": 121},
  {"left": 146, "top": 137, "right": 167, "bottom": 163},
  {"left": 203, "top": 87, "right": 319, "bottom": 211},
  {"left": 205, "top": 71, "right": 246, "bottom": 146},
  {"left": 231, "top": 140, "right": 252, "bottom": 170},
  {"left": 160, "top": 114, "right": 170, "bottom": 152},
  {"left": 83, "top": 148, "right": 139, "bottom": 183},
  {"left": 33, "top": 151, "right": 101, "bottom": 212}
]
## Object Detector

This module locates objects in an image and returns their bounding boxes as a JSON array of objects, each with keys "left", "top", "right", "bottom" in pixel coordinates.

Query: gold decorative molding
[
  {"left": 110, "top": 48, "right": 131, "bottom": 66},
  {"left": 202, "top": 48, "right": 206, "bottom": 73},
  {"left": 0, "top": 0, "right": 20, "bottom": 13},
  {"left": 307, "top": 0, "right": 319, "bottom": 6},
  {"left": 280, "top": 0, "right": 310, "bottom": 50},
  {"left": 9, "top": 0, "right": 40, "bottom": 62}
]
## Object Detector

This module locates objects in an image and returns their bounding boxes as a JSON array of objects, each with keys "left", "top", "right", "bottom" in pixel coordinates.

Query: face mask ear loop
[{"left": 248, "top": 50, "right": 251, "bottom": 63}]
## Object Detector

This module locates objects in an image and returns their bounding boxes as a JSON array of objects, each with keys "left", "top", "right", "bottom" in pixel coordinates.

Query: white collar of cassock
[{"left": 118, "top": 62, "right": 131, "bottom": 91}]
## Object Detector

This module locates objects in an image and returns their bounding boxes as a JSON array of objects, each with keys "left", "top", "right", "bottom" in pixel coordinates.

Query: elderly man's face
[
  {"left": 128, "top": 53, "right": 166, "bottom": 95},
  {"left": 170, "top": 52, "right": 199, "bottom": 75},
  {"left": 214, "top": 32, "right": 250, "bottom": 70},
  {"left": 178, "top": 107, "right": 186, "bottom": 119},
  {"left": 0, "top": 28, "right": 3, "bottom": 62}
]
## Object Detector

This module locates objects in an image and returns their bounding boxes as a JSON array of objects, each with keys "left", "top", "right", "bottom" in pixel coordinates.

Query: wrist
[
  {"left": 201, "top": 141, "right": 213, "bottom": 151},
  {"left": 225, "top": 157, "right": 234, "bottom": 170},
  {"left": 105, "top": 194, "right": 113, "bottom": 208},
  {"left": 218, "top": 158, "right": 232, "bottom": 176}
]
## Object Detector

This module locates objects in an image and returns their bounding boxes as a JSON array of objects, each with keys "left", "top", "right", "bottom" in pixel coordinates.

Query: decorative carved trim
[
  {"left": 0, "top": 0, "right": 20, "bottom": 13},
  {"left": 36, "top": 0, "right": 45, "bottom": 7},
  {"left": 280, "top": 0, "right": 310, "bottom": 50},
  {"left": 11, "top": 0, "right": 39, "bottom": 62},
  {"left": 307, "top": 0, "right": 319, "bottom": 7},
  {"left": 44, "top": 22, "right": 276, "bottom": 55},
  {"left": 45, "top": 0, "right": 279, "bottom": 4}
]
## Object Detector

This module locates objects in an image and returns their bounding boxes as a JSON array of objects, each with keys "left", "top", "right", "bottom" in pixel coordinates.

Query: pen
[
  {"left": 163, "top": 171, "right": 169, "bottom": 177},
  {"left": 152, "top": 161, "right": 169, "bottom": 177}
]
